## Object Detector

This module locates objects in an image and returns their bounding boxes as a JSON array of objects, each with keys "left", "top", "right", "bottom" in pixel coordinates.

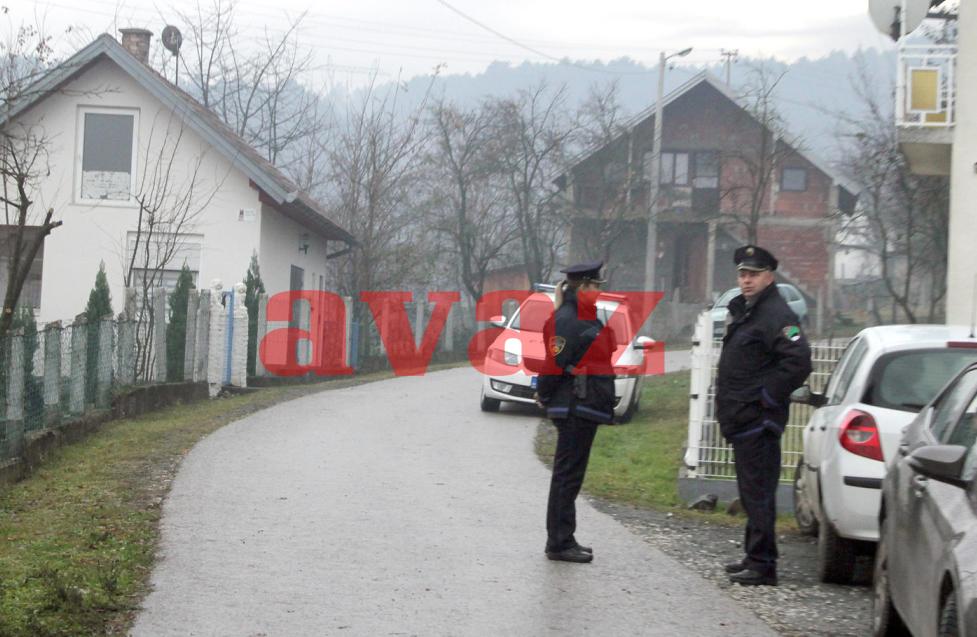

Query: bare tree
[
  {"left": 123, "top": 110, "right": 220, "bottom": 380},
  {"left": 719, "top": 63, "right": 799, "bottom": 244},
  {"left": 564, "top": 81, "right": 641, "bottom": 287},
  {"left": 487, "top": 83, "right": 573, "bottom": 284},
  {"left": 835, "top": 61, "right": 949, "bottom": 323},
  {"left": 425, "top": 99, "right": 519, "bottom": 300},
  {"left": 166, "top": 0, "right": 320, "bottom": 172},
  {"left": 0, "top": 17, "right": 65, "bottom": 338}
]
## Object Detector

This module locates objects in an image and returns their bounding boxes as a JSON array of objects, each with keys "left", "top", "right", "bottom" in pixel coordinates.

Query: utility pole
[
  {"left": 643, "top": 47, "right": 691, "bottom": 320},
  {"left": 720, "top": 49, "right": 738, "bottom": 85}
]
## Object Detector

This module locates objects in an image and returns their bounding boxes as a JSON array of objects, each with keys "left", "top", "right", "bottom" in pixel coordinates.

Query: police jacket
[
  {"left": 535, "top": 289, "right": 617, "bottom": 423},
  {"left": 715, "top": 282, "right": 812, "bottom": 440}
]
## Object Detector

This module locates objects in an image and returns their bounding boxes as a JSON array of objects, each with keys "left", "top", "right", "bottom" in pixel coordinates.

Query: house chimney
[{"left": 119, "top": 28, "right": 153, "bottom": 64}]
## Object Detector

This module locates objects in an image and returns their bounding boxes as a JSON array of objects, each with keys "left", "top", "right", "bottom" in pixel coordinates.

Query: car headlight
[{"left": 504, "top": 350, "right": 520, "bottom": 365}]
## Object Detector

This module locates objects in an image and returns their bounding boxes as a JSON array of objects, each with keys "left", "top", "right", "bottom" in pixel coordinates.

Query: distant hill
[{"left": 361, "top": 48, "right": 896, "bottom": 167}]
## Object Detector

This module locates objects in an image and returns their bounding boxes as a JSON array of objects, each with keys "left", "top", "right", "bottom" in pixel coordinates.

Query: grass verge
[
  {"left": 535, "top": 371, "right": 797, "bottom": 528},
  {"left": 0, "top": 364, "right": 462, "bottom": 637}
]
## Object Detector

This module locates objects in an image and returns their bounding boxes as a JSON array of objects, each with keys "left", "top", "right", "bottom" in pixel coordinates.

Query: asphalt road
[{"left": 132, "top": 362, "right": 769, "bottom": 636}]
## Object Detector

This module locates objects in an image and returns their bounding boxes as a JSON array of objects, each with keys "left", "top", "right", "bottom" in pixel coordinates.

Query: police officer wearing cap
[
  {"left": 534, "top": 261, "right": 617, "bottom": 563},
  {"left": 715, "top": 245, "right": 812, "bottom": 586}
]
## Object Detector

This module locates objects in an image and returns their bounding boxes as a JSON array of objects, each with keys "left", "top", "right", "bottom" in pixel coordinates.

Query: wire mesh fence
[{"left": 688, "top": 311, "right": 850, "bottom": 483}]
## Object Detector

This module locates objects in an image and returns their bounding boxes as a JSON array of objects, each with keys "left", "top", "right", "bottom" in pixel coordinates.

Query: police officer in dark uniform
[
  {"left": 534, "top": 261, "right": 617, "bottom": 564},
  {"left": 715, "top": 246, "right": 812, "bottom": 586}
]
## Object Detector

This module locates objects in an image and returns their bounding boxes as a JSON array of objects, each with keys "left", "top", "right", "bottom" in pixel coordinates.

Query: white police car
[{"left": 479, "top": 284, "right": 656, "bottom": 423}]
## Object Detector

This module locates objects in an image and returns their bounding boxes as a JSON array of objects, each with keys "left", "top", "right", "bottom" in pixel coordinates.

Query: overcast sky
[{"left": 13, "top": 0, "right": 895, "bottom": 84}]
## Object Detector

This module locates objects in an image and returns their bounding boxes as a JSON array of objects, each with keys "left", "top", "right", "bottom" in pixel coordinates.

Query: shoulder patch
[
  {"left": 549, "top": 336, "right": 566, "bottom": 356},
  {"left": 782, "top": 325, "right": 801, "bottom": 342}
]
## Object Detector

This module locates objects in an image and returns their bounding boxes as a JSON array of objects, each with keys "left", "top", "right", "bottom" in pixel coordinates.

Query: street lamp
[{"left": 643, "top": 47, "right": 692, "bottom": 326}]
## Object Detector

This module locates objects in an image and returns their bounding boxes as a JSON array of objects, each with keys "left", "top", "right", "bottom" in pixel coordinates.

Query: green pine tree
[
  {"left": 11, "top": 307, "right": 42, "bottom": 427},
  {"left": 166, "top": 265, "right": 195, "bottom": 382},
  {"left": 244, "top": 252, "right": 266, "bottom": 377},
  {"left": 85, "top": 262, "right": 114, "bottom": 404}
]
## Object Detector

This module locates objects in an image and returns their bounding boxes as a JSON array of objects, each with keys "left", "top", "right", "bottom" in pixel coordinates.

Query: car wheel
[
  {"left": 817, "top": 519, "right": 857, "bottom": 584},
  {"left": 480, "top": 390, "right": 501, "bottom": 412},
  {"left": 938, "top": 593, "right": 960, "bottom": 637},
  {"left": 792, "top": 459, "right": 819, "bottom": 537},
  {"left": 872, "top": 532, "right": 909, "bottom": 636}
]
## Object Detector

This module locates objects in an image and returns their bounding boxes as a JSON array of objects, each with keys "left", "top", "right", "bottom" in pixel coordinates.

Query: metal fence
[{"left": 685, "top": 311, "right": 849, "bottom": 483}]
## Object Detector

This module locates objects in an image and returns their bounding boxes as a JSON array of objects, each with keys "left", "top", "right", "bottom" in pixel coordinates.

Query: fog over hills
[{"left": 350, "top": 48, "right": 896, "bottom": 168}]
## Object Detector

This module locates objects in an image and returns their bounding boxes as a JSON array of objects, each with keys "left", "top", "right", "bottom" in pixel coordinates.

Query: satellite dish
[
  {"left": 161, "top": 25, "right": 183, "bottom": 56},
  {"left": 869, "top": 0, "right": 932, "bottom": 40}
]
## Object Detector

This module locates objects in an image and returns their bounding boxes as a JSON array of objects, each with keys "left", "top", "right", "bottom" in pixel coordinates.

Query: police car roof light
[
  {"left": 947, "top": 341, "right": 977, "bottom": 349},
  {"left": 532, "top": 283, "right": 556, "bottom": 292}
]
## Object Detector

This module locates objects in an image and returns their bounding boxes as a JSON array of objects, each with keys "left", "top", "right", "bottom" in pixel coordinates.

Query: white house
[{"left": 2, "top": 29, "right": 355, "bottom": 324}]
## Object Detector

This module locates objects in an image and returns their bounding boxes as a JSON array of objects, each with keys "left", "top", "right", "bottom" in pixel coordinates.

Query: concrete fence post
[
  {"left": 255, "top": 292, "right": 269, "bottom": 377},
  {"left": 116, "top": 313, "right": 136, "bottom": 386},
  {"left": 445, "top": 301, "right": 454, "bottom": 353},
  {"left": 6, "top": 329, "right": 25, "bottom": 456},
  {"left": 231, "top": 282, "right": 248, "bottom": 387},
  {"left": 194, "top": 288, "right": 211, "bottom": 382},
  {"left": 414, "top": 296, "right": 425, "bottom": 351},
  {"left": 96, "top": 317, "right": 114, "bottom": 409},
  {"left": 206, "top": 280, "right": 225, "bottom": 396},
  {"left": 184, "top": 289, "right": 199, "bottom": 381},
  {"left": 69, "top": 313, "right": 87, "bottom": 415},
  {"left": 152, "top": 287, "right": 167, "bottom": 382},
  {"left": 43, "top": 321, "right": 62, "bottom": 425}
]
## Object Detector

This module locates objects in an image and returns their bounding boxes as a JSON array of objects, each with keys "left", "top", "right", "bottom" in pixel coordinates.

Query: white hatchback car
[
  {"left": 479, "top": 285, "right": 655, "bottom": 422},
  {"left": 792, "top": 325, "right": 977, "bottom": 583}
]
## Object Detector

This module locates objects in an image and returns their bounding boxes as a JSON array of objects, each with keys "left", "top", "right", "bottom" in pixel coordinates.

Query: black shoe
[
  {"left": 724, "top": 560, "right": 747, "bottom": 574},
  {"left": 546, "top": 546, "right": 594, "bottom": 563},
  {"left": 573, "top": 542, "right": 593, "bottom": 554},
  {"left": 728, "top": 568, "right": 777, "bottom": 586}
]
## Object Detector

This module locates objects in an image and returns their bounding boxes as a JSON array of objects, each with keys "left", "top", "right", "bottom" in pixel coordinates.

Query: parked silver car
[
  {"left": 873, "top": 358, "right": 977, "bottom": 637},
  {"left": 710, "top": 284, "right": 808, "bottom": 338}
]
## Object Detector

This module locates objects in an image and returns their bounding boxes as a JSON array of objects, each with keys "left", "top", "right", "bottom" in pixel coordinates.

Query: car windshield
[
  {"left": 863, "top": 349, "right": 977, "bottom": 412},
  {"left": 509, "top": 298, "right": 631, "bottom": 346},
  {"left": 714, "top": 288, "right": 738, "bottom": 308}
]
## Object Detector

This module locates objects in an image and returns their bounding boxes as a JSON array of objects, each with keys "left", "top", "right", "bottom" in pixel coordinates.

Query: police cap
[
  {"left": 734, "top": 245, "right": 778, "bottom": 272},
  {"left": 559, "top": 260, "right": 606, "bottom": 283}
]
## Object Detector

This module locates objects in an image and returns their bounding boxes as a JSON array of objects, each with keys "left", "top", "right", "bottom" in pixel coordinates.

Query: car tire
[
  {"left": 792, "top": 459, "right": 819, "bottom": 537},
  {"left": 872, "top": 532, "right": 909, "bottom": 636},
  {"left": 938, "top": 593, "right": 960, "bottom": 637},
  {"left": 818, "top": 519, "right": 857, "bottom": 584},
  {"left": 480, "top": 391, "right": 501, "bottom": 412}
]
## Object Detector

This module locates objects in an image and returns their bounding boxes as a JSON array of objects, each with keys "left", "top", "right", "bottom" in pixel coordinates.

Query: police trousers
[
  {"left": 732, "top": 428, "right": 782, "bottom": 575},
  {"left": 546, "top": 415, "right": 598, "bottom": 552}
]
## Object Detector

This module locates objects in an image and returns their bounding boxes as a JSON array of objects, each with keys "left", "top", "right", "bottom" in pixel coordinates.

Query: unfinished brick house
[{"left": 558, "top": 72, "right": 856, "bottom": 330}]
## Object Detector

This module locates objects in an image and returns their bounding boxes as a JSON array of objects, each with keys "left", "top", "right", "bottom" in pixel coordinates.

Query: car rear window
[{"left": 862, "top": 349, "right": 977, "bottom": 412}]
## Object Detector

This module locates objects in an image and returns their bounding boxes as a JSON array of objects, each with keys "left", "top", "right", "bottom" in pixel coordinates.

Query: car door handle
[
  {"left": 913, "top": 475, "right": 929, "bottom": 497},
  {"left": 899, "top": 443, "right": 910, "bottom": 457}
]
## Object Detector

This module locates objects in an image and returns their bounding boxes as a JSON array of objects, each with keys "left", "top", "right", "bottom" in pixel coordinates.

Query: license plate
[{"left": 531, "top": 376, "right": 538, "bottom": 389}]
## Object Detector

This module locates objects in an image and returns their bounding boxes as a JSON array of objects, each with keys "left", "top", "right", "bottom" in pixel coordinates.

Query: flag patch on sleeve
[{"left": 783, "top": 326, "right": 801, "bottom": 342}]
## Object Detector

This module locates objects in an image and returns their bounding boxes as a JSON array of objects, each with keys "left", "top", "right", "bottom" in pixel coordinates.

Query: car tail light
[{"left": 839, "top": 409, "right": 884, "bottom": 462}]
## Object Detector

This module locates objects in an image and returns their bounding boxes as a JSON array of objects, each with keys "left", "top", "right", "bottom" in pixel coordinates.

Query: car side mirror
[
  {"left": 908, "top": 445, "right": 972, "bottom": 489},
  {"left": 790, "top": 385, "right": 827, "bottom": 408},
  {"left": 489, "top": 315, "right": 506, "bottom": 328},
  {"left": 633, "top": 336, "right": 656, "bottom": 350}
]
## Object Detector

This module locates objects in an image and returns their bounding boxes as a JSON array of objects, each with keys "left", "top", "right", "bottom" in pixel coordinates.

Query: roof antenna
[{"left": 970, "top": 273, "right": 977, "bottom": 339}]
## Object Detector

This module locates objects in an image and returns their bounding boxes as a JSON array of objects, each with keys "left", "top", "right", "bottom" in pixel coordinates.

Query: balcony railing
[{"left": 897, "top": 43, "right": 957, "bottom": 128}]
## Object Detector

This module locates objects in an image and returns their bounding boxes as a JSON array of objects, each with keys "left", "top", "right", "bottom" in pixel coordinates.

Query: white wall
[
  {"left": 9, "top": 55, "right": 334, "bottom": 323},
  {"left": 257, "top": 203, "right": 332, "bottom": 297},
  {"left": 947, "top": 1, "right": 977, "bottom": 325}
]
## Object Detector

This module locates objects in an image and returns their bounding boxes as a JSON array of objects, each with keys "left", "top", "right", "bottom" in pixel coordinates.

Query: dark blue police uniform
[
  {"left": 535, "top": 261, "right": 617, "bottom": 563},
  {"left": 715, "top": 246, "right": 812, "bottom": 584}
]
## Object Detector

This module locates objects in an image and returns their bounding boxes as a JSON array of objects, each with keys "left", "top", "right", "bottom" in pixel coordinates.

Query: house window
[
  {"left": 781, "top": 167, "right": 808, "bottom": 192},
  {"left": 660, "top": 152, "right": 689, "bottom": 185},
  {"left": 125, "top": 232, "right": 201, "bottom": 292},
  {"left": 693, "top": 152, "right": 719, "bottom": 189},
  {"left": 77, "top": 108, "right": 138, "bottom": 202}
]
